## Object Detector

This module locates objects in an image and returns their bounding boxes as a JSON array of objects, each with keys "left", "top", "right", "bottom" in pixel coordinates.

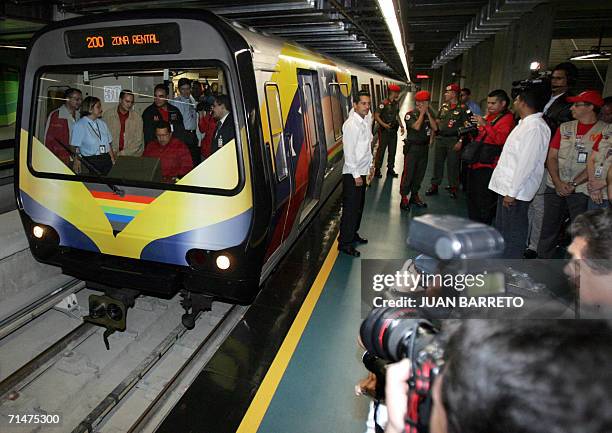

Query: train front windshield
[{"left": 30, "top": 66, "right": 239, "bottom": 190}]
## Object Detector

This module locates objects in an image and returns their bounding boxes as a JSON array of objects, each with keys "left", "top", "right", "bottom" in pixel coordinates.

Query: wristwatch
[{"left": 569, "top": 181, "right": 578, "bottom": 187}]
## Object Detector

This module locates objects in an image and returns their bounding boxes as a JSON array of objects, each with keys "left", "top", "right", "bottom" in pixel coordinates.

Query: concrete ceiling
[{"left": 2, "top": 0, "right": 612, "bottom": 81}]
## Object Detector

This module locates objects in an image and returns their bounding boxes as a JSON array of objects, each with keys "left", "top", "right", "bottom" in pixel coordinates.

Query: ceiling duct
[{"left": 431, "top": 0, "right": 545, "bottom": 68}]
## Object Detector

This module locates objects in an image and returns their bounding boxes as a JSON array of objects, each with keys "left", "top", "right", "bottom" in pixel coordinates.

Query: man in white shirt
[
  {"left": 489, "top": 87, "right": 551, "bottom": 258},
  {"left": 339, "top": 91, "right": 373, "bottom": 257}
]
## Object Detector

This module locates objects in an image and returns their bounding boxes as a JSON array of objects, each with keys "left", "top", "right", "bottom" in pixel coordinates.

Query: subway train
[{"left": 15, "top": 9, "right": 402, "bottom": 327}]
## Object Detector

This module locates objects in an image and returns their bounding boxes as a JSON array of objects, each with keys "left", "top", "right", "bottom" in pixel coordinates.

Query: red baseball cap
[
  {"left": 567, "top": 90, "right": 605, "bottom": 107},
  {"left": 445, "top": 83, "right": 461, "bottom": 93},
  {"left": 388, "top": 84, "right": 401, "bottom": 92},
  {"left": 415, "top": 90, "right": 431, "bottom": 102}
]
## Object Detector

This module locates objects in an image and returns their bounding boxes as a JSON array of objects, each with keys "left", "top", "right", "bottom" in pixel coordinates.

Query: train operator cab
[{"left": 17, "top": 12, "right": 274, "bottom": 338}]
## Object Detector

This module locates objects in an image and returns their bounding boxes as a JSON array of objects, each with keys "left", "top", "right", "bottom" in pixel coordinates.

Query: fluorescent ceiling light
[
  {"left": 0, "top": 45, "right": 27, "bottom": 50},
  {"left": 569, "top": 51, "right": 610, "bottom": 61},
  {"left": 376, "top": 0, "right": 411, "bottom": 81}
]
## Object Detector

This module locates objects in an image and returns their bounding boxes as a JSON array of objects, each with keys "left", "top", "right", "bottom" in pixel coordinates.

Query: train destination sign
[{"left": 65, "top": 23, "right": 181, "bottom": 58}]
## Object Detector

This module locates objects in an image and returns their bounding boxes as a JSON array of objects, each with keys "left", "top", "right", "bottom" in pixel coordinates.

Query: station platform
[{"left": 155, "top": 95, "right": 469, "bottom": 433}]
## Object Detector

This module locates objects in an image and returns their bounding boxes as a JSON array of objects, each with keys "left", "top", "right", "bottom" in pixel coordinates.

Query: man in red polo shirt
[
  {"left": 538, "top": 90, "right": 606, "bottom": 259},
  {"left": 465, "top": 89, "right": 515, "bottom": 224},
  {"left": 143, "top": 121, "right": 193, "bottom": 183}
]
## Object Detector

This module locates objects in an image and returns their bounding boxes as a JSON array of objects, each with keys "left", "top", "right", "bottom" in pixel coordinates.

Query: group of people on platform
[
  {"left": 339, "top": 64, "right": 612, "bottom": 259},
  {"left": 43, "top": 78, "right": 235, "bottom": 183}
]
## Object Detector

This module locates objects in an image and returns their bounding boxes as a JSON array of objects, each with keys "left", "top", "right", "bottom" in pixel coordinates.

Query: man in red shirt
[
  {"left": 44, "top": 88, "right": 82, "bottom": 166},
  {"left": 538, "top": 90, "right": 607, "bottom": 259},
  {"left": 465, "top": 89, "right": 515, "bottom": 224},
  {"left": 143, "top": 121, "right": 193, "bottom": 183}
]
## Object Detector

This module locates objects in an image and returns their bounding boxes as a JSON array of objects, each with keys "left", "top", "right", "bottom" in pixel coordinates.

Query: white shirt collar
[
  {"left": 351, "top": 110, "right": 368, "bottom": 125},
  {"left": 219, "top": 112, "right": 229, "bottom": 125}
]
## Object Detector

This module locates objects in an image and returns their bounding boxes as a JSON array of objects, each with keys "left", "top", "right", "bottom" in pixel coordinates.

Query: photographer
[
  {"left": 489, "top": 86, "right": 550, "bottom": 259},
  {"left": 566, "top": 208, "right": 612, "bottom": 314},
  {"left": 537, "top": 91, "right": 607, "bottom": 259},
  {"left": 385, "top": 320, "right": 612, "bottom": 433},
  {"left": 464, "top": 89, "right": 515, "bottom": 224}
]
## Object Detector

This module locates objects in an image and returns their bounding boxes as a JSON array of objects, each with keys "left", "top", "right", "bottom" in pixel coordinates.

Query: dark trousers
[
  {"left": 375, "top": 128, "right": 398, "bottom": 172},
  {"left": 184, "top": 130, "right": 200, "bottom": 166},
  {"left": 537, "top": 187, "right": 588, "bottom": 259},
  {"left": 400, "top": 143, "right": 429, "bottom": 196},
  {"left": 339, "top": 174, "right": 366, "bottom": 247},
  {"left": 466, "top": 168, "right": 497, "bottom": 225},
  {"left": 494, "top": 195, "right": 531, "bottom": 259},
  {"left": 430, "top": 137, "right": 460, "bottom": 188}
]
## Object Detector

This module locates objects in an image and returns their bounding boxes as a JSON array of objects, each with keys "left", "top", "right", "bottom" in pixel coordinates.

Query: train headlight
[
  {"left": 33, "top": 225, "right": 45, "bottom": 239},
  {"left": 216, "top": 255, "right": 231, "bottom": 270}
]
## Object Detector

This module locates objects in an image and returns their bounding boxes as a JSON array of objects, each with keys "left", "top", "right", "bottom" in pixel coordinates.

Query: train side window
[
  {"left": 264, "top": 83, "right": 288, "bottom": 181},
  {"left": 329, "top": 83, "right": 344, "bottom": 141},
  {"left": 339, "top": 83, "right": 350, "bottom": 119}
]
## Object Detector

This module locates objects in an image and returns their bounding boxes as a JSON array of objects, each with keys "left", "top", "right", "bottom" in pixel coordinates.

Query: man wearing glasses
[
  {"left": 526, "top": 62, "right": 578, "bottom": 259},
  {"left": 537, "top": 91, "right": 607, "bottom": 259}
]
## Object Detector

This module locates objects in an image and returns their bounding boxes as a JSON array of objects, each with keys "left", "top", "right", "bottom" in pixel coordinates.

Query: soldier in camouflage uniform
[
  {"left": 374, "top": 84, "right": 404, "bottom": 178},
  {"left": 425, "top": 83, "right": 472, "bottom": 199},
  {"left": 400, "top": 90, "right": 438, "bottom": 210}
]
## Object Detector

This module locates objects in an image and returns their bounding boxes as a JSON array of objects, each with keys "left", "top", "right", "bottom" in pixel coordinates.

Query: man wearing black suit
[
  {"left": 210, "top": 94, "right": 235, "bottom": 154},
  {"left": 526, "top": 62, "right": 577, "bottom": 258}
]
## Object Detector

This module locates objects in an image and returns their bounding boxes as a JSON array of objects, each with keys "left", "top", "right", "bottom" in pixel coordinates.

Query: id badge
[
  {"left": 595, "top": 166, "right": 604, "bottom": 178},
  {"left": 218, "top": 137, "right": 223, "bottom": 148},
  {"left": 99, "top": 145, "right": 106, "bottom": 153},
  {"left": 576, "top": 151, "right": 588, "bottom": 164}
]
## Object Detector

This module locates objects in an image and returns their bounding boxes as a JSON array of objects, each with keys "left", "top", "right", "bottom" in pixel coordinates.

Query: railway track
[{"left": 0, "top": 288, "right": 244, "bottom": 432}]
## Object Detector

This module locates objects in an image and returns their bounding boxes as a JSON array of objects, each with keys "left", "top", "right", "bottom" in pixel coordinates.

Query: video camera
[{"left": 511, "top": 69, "right": 551, "bottom": 99}]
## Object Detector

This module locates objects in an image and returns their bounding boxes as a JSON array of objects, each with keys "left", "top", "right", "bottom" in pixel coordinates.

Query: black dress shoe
[
  {"left": 387, "top": 170, "right": 398, "bottom": 178},
  {"left": 523, "top": 249, "right": 538, "bottom": 259},
  {"left": 400, "top": 202, "right": 410, "bottom": 211},
  {"left": 338, "top": 245, "right": 360, "bottom": 257},
  {"left": 409, "top": 194, "right": 427, "bottom": 208},
  {"left": 353, "top": 235, "right": 368, "bottom": 244},
  {"left": 374, "top": 170, "right": 382, "bottom": 178}
]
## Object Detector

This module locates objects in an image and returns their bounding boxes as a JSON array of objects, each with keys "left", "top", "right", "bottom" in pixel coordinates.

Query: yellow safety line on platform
[{"left": 236, "top": 238, "right": 340, "bottom": 433}]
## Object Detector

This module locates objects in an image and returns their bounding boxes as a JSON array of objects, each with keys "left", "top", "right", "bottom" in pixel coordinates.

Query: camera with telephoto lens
[{"left": 360, "top": 307, "right": 444, "bottom": 433}]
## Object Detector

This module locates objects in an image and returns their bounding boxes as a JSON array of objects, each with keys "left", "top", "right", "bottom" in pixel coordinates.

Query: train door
[
  {"left": 297, "top": 70, "right": 324, "bottom": 225},
  {"left": 264, "top": 83, "right": 293, "bottom": 247}
]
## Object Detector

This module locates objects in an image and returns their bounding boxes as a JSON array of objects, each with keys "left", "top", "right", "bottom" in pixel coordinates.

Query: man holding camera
[
  {"left": 399, "top": 90, "right": 438, "bottom": 210},
  {"left": 384, "top": 320, "right": 612, "bottom": 433},
  {"left": 426, "top": 83, "right": 472, "bottom": 199},
  {"left": 465, "top": 89, "right": 515, "bottom": 224},
  {"left": 488, "top": 87, "right": 550, "bottom": 259},
  {"left": 537, "top": 91, "right": 606, "bottom": 259}
]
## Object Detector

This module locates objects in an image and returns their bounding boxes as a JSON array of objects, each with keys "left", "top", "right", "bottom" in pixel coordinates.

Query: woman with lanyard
[{"left": 71, "top": 96, "right": 116, "bottom": 175}]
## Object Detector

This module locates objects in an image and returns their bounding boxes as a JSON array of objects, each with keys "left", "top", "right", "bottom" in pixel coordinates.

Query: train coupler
[
  {"left": 83, "top": 288, "right": 139, "bottom": 350},
  {"left": 180, "top": 290, "right": 213, "bottom": 330}
]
